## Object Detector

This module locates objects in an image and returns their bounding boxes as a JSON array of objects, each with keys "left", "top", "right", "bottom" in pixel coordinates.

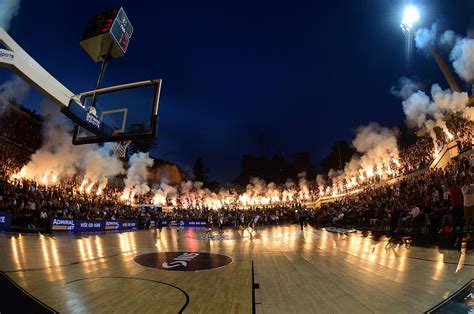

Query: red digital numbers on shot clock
[{"left": 98, "top": 18, "right": 113, "bottom": 34}]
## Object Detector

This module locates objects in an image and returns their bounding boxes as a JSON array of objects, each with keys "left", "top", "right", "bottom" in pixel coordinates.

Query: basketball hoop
[{"left": 112, "top": 140, "right": 132, "bottom": 158}]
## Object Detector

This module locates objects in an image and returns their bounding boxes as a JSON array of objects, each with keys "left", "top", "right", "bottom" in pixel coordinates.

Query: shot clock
[{"left": 80, "top": 7, "right": 134, "bottom": 62}]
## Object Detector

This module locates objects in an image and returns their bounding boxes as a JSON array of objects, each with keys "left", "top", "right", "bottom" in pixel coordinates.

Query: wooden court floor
[{"left": 0, "top": 225, "right": 472, "bottom": 313}]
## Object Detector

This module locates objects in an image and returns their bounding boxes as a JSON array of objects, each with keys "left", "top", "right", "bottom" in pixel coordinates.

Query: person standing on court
[
  {"left": 218, "top": 213, "right": 224, "bottom": 234},
  {"left": 299, "top": 210, "right": 306, "bottom": 231},
  {"left": 157, "top": 214, "right": 163, "bottom": 234},
  {"left": 449, "top": 180, "right": 464, "bottom": 240},
  {"left": 252, "top": 212, "right": 260, "bottom": 230},
  {"left": 461, "top": 175, "right": 474, "bottom": 239}
]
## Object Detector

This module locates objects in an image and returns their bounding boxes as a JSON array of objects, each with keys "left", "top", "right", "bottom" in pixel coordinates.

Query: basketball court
[{"left": 0, "top": 225, "right": 472, "bottom": 313}]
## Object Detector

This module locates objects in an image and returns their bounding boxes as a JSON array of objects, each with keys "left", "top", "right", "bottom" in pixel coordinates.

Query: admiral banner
[
  {"left": 50, "top": 219, "right": 104, "bottom": 231},
  {"left": 0, "top": 211, "right": 11, "bottom": 230},
  {"left": 50, "top": 218, "right": 137, "bottom": 232}
]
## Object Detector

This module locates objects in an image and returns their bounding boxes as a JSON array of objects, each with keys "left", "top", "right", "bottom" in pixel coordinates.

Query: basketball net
[{"left": 112, "top": 140, "right": 132, "bottom": 158}]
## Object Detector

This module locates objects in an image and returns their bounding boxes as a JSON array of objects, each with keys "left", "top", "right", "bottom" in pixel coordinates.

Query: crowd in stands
[
  {"left": 0, "top": 176, "right": 141, "bottom": 229},
  {"left": 0, "top": 105, "right": 42, "bottom": 153},
  {"left": 0, "top": 106, "right": 138, "bottom": 229},
  {"left": 452, "top": 116, "right": 474, "bottom": 150},
  {"left": 398, "top": 137, "right": 433, "bottom": 173},
  {"left": 314, "top": 154, "right": 473, "bottom": 244}
]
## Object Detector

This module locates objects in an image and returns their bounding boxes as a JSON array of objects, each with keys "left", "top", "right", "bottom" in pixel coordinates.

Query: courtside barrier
[
  {"left": 50, "top": 218, "right": 206, "bottom": 232},
  {"left": 151, "top": 220, "right": 207, "bottom": 227},
  {"left": 0, "top": 211, "right": 11, "bottom": 230},
  {"left": 50, "top": 218, "right": 137, "bottom": 232}
]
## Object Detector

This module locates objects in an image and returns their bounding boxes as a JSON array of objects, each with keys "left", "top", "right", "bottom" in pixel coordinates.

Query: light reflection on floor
[
  {"left": 2, "top": 226, "right": 472, "bottom": 271},
  {"left": 0, "top": 225, "right": 472, "bottom": 313}
]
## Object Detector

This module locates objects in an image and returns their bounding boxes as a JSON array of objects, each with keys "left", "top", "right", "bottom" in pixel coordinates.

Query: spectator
[{"left": 461, "top": 174, "right": 474, "bottom": 239}]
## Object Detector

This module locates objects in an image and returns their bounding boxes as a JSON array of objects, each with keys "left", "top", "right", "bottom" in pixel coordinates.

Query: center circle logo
[{"left": 134, "top": 252, "right": 233, "bottom": 271}]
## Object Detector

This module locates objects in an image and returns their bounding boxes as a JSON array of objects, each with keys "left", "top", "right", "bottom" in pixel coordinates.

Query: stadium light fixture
[{"left": 400, "top": 5, "right": 420, "bottom": 35}]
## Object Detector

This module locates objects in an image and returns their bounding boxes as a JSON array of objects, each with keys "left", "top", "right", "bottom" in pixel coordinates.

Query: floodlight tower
[
  {"left": 400, "top": 5, "right": 460, "bottom": 92},
  {"left": 400, "top": 5, "right": 420, "bottom": 37}
]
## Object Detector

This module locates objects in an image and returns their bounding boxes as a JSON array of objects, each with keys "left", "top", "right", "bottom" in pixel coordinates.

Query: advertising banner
[
  {"left": 0, "top": 211, "right": 11, "bottom": 230},
  {"left": 119, "top": 220, "right": 138, "bottom": 230},
  {"left": 184, "top": 220, "right": 206, "bottom": 227},
  {"left": 50, "top": 218, "right": 205, "bottom": 232},
  {"left": 159, "top": 220, "right": 206, "bottom": 227},
  {"left": 50, "top": 218, "right": 137, "bottom": 232}
]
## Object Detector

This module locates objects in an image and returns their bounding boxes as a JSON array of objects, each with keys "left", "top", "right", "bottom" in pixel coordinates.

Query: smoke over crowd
[
  {"left": 323, "top": 123, "right": 400, "bottom": 196},
  {"left": 121, "top": 152, "right": 154, "bottom": 201},
  {"left": 402, "top": 84, "right": 470, "bottom": 151},
  {"left": 12, "top": 105, "right": 125, "bottom": 194}
]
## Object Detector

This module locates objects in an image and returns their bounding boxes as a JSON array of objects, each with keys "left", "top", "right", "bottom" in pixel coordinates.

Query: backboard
[{"left": 61, "top": 79, "right": 162, "bottom": 145}]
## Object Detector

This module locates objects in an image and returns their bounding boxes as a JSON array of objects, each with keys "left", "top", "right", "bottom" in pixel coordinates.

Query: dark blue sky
[{"left": 2, "top": 0, "right": 472, "bottom": 182}]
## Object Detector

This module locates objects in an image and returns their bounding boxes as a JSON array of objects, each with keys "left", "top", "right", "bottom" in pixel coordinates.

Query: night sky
[{"left": 1, "top": 0, "right": 473, "bottom": 182}]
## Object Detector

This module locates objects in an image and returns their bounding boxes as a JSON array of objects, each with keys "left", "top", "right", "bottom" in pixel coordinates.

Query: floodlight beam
[{"left": 400, "top": 5, "right": 420, "bottom": 33}]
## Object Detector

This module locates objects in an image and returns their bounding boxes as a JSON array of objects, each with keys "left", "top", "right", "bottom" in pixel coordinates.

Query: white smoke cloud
[
  {"left": 297, "top": 172, "right": 310, "bottom": 200},
  {"left": 342, "top": 156, "right": 361, "bottom": 180},
  {"left": 430, "top": 84, "right": 470, "bottom": 115},
  {"left": 352, "top": 123, "right": 399, "bottom": 176},
  {"left": 414, "top": 23, "right": 474, "bottom": 84},
  {"left": 450, "top": 37, "right": 474, "bottom": 82},
  {"left": 402, "top": 84, "right": 470, "bottom": 151},
  {"left": 403, "top": 84, "right": 470, "bottom": 129},
  {"left": 15, "top": 108, "right": 89, "bottom": 182},
  {"left": 320, "top": 123, "right": 400, "bottom": 195},
  {"left": 121, "top": 152, "right": 154, "bottom": 201},
  {"left": 0, "top": 76, "right": 30, "bottom": 114},
  {"left": 0, "top": 0, "right": 21, "bottom": 31},
  {"left": 15, "top": 100, "right": 125, "bottom": 191},
  {"left": 160, "top": 174, "right": 316, "bottom": 210},
  {"left": 328, "top": 169, "right": 341, "bottom": 179},
  {"left": 152, "top": 181, "right": 178, "bottom": 206},
  {"left": 439, "top": 30, "right": 460, "bottom": 50},
  {"left": 402, "top": 90, "right": 431, "bottom": 128},
  {"left": 315, "top": 174, "right": 325, "bottom": 186},
  {"left": 390, "top": 77, "right": 421, "bottom": 100},
  {"left": 415, "top": 22, "right": 438, "bottom": 51},
  {"left": 80, "top": 143, "right": 125, "bottom": 194},
  {"left": 353, "top": 123, "right": 398, "bottom": 153}
]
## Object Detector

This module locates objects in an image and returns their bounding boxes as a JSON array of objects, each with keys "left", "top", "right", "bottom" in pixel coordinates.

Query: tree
[
  {"left": 320, "top": 140, "right": 355, "bottom": 175},
  {"left": 193, "top": 157, "right": 208, "bottom": 183}
]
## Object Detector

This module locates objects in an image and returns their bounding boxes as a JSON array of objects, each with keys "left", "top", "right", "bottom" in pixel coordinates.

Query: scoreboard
[{"left": 80, "top": 7, "right": 134, "bottom": 62}]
